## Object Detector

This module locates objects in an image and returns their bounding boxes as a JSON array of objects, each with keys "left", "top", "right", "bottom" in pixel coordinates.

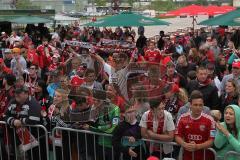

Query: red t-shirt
[
  {"left": 175, "top": 112, "right": 216, "bottom": 160},
  {"left": 0, "top": 87, "right": 14, "bottom": 119},
  {"left": 144, "top": 49, "right": 162, "bottom": 64},
  {"left": 207, "top": 50, "right": 215, "bottom": 63},
  {"left": 27, "top": 49, "right": 39, "bottom": 66},
  {"left": 36, "top": 45, "right": 52, "bottom": 69},
  {"left": 2, "top": 66, "right": 12, "bottom": 75},
  {"left": 70, "top": 75, "right": 85, "bottom": 86}
]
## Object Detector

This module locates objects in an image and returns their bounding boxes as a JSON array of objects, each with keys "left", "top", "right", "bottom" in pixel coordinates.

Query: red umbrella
[
  {"left": 164, "top": 4, "right": 206, "bottom": 16},
  {"left": 204, "top": 5, "right": 227, "bottom": 16},
  {"left": 162, "top": 4, "right": 206, "bottom": 30},
  {"left": 220, "top": 5, "right": 236, "bottom": 12}
]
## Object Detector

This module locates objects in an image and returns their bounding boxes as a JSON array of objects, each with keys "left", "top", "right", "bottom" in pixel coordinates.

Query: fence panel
[
  {"left": 0, "top": 121, "right": 49, "bottom": 160},
  {"left": 224, "top": 151, "right": 240, "bottom": 160},
  {"left": 52, "top": 126, "right": 217, "bottom": 160},
  {"left": 52, "top": 127, "right": 113, "bottom": 160}
]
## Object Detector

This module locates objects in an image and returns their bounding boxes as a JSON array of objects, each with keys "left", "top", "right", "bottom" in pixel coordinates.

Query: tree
[
  {"left": 75, "top": 0, "right": 84, "bottom": 11},
  {"left": 95, "top": 0, "right": 107, "bottom": 6},
  {"left": 127, "top": 0, "right": 134, "bottom": 7},
  {"left": 196, "top": 0, "right": 208, "bottom": 5},
  {"left": 15, "top": 0, "right": 38, "bottom": 9},
  {"left": 150, "top": 0, "right": 176, "bottom": 11}
]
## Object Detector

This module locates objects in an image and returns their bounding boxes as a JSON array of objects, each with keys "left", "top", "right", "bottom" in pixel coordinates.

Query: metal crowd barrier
[
  {"left": 52, "top": 126, "right": 217, "bottom": 160},
  {"left": 52, "top": 126, "right": 113, "bottom": 160},
  {"left": 224, "top": 151, "right": 240, "bottom": 160},
  {"left": 0, "top": 121, "right": 49, "bottom": 160}
]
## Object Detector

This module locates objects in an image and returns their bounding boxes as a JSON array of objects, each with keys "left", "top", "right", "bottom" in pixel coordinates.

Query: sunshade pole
[{"left": 192, "top": 16, "right": 195, "bottom": 31}]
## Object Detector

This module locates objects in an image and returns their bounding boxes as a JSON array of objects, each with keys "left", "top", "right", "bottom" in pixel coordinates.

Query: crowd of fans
[{"left": 0, "top": 23, "right": 240, "bottom": 160}]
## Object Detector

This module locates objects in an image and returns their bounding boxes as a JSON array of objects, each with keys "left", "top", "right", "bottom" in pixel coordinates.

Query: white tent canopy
[{"left": 54, "top": 14, "right": 79, "bottom": 21}]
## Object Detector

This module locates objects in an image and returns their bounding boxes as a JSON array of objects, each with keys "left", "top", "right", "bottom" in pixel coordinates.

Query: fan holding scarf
[{"left": 139, "top": 99, "right": 175, "bottom": 159}]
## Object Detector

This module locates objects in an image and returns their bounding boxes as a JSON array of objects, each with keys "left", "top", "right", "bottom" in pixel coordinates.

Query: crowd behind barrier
[
  {"left": 1, "top": 24, "right": 240, "bottom": 160},
  {"left": 0, "top": 121, "right": 220, "bottom": 160}
]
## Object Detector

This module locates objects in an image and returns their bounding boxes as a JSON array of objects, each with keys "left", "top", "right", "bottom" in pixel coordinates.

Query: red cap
[
  {"left": 147, "top": 156, "right": 159, "bottom": 160},
  {"left": 232, "top": 60, "right": 240, "bottom": 68},
  {"left": 70, "top": 76, "right": 84, "bottom": 86}
]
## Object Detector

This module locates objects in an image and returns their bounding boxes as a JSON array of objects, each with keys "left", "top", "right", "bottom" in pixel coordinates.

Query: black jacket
[
  {"left": 176, "top": 63, "right": 196, "bottom": 78},
  {"left": 4, "top": 96, "right": 41, "bottom": 126},
  {"left": 187, "top": 80, "right": 219, "bottom": 109},
  {"left": 220, "top": 94, "right": 238, "bottom": 115},
  {"left": 112, "top": 121, "right": 144, "bottom": 160}
]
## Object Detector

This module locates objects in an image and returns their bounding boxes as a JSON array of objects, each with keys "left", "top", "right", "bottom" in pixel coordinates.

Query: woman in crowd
[
  {"left": 220, "top": 79, "right": 239, "bottom": 115},
  {"left": 187, "top": 48, "right": 200, "bottom": 65},
  {"left": 214, "top": 105, "right": 240, "bottom": 160},
  {"left": 47, "top": 88, "right": 70, "bottom": 160},
  {"left": 227, "top": 41, "right": 238, "bottom": 72},
  {"left": 162, "top": 84, "right": 188, "bottom": 121},
  {"left": 106, "top": 84, "right": 126, "bottom": 120},
  {"left": 215, "top": 56, "right": 228, "bottom": 81}
]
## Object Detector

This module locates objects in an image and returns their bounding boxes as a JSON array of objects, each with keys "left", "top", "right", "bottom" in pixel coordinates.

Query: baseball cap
[
  {"left": 12, "top": 48, "right": 21, "bottom": 54},
  {"left": 147, "top": 156, "right": 159, "bottom": 160},
  {"left": 4, "top": 49, "right": 12, "bottom": 54},
  {"left": 70, "top": 76, "right": 84, "bottom": 86},
  {"left": 232, "top": 60, "right": 240, "bottom": 68}
]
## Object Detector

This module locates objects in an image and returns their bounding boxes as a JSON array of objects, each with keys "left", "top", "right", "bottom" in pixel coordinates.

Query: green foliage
[
  {"left": 15, "top": 0, "right": 38, "bottom": 9},
  {"left": 195, "top": 0, "right": 208, "bottom": 5},
  {"left": 75, "top": 0, "right": 84, "bottom": 11},
  {"left": 95, "top": 0, "right": 107, "bottom": 6},
  {"left": 149, "top": 0, "right": 177, "bottom": 11},
  {"left": 127, "top": 0, "right": 134, "bottom": 6}
]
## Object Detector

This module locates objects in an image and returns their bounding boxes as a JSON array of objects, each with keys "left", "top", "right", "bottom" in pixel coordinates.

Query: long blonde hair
[
  {"left": 177, "top": 88, "right": 188, "bottom": 104},
  {"left": 55, "top": 88, "right": 70, "bottom": 117}
]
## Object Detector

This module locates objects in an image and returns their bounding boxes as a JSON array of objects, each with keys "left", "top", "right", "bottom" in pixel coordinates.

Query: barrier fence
[
  {"left": 52, "top": 126, "right": 218, "bottom": 160},
  {"left": 0, "top": 121, "right": 233, "bottom": 160},
  {"left": 224, "top": 151, "right": 240, "bottom": 160},
  {"left": 0, "top": 121, "right": 49, "bottom": 160}
]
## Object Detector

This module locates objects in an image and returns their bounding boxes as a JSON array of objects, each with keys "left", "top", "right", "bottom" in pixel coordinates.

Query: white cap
[{"left": 4, "top": 49, "right": 12, "bottom": 53}]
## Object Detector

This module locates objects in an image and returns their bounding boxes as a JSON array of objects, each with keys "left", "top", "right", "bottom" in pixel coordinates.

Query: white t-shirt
[
  {"left": 139, "top": 110, "right": 175, "bottom": 154},
  {"left": 79, "top": 54, "right": 95, "bottom": 69},
  {"left": 103, "top": 62, "right": 129, "bottom": 100},
  {"left": 8, "top": 35, "right": 21, "bottom": 45},
  {"left": 140, "top": 110, "right": 175, "bottom": 133}
]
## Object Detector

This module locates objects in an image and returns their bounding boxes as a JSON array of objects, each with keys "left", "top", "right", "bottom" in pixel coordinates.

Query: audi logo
[{"left": 187, "top": 134, "right": 203, "bottom": 141}]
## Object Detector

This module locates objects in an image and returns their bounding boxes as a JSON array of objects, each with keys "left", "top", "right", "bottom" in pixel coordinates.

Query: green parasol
[
  {"left": 199, "top": 8, "right": 240, "bottom": 26},
  {"left": 84, "top": 12, "right": 170, "bottom": 27}
]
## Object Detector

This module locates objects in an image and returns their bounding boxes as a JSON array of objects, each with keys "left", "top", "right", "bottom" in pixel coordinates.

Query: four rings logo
[{"left": 188, "top": 134, "right": 202, "bottom": 141}]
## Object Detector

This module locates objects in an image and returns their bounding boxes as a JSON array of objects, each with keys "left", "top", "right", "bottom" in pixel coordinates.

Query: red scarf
[
  {"left": 147, "top": 110, "right": 164, "bottom": 134},
  {"left": 198, "top": 78, "right": 211, "bottom": 87},
  {"left": 147, "top": 110, "right": 165, "bottom": 153},
  {"left": 48, "top": 104, "right": 56, "bottom": 118}
]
